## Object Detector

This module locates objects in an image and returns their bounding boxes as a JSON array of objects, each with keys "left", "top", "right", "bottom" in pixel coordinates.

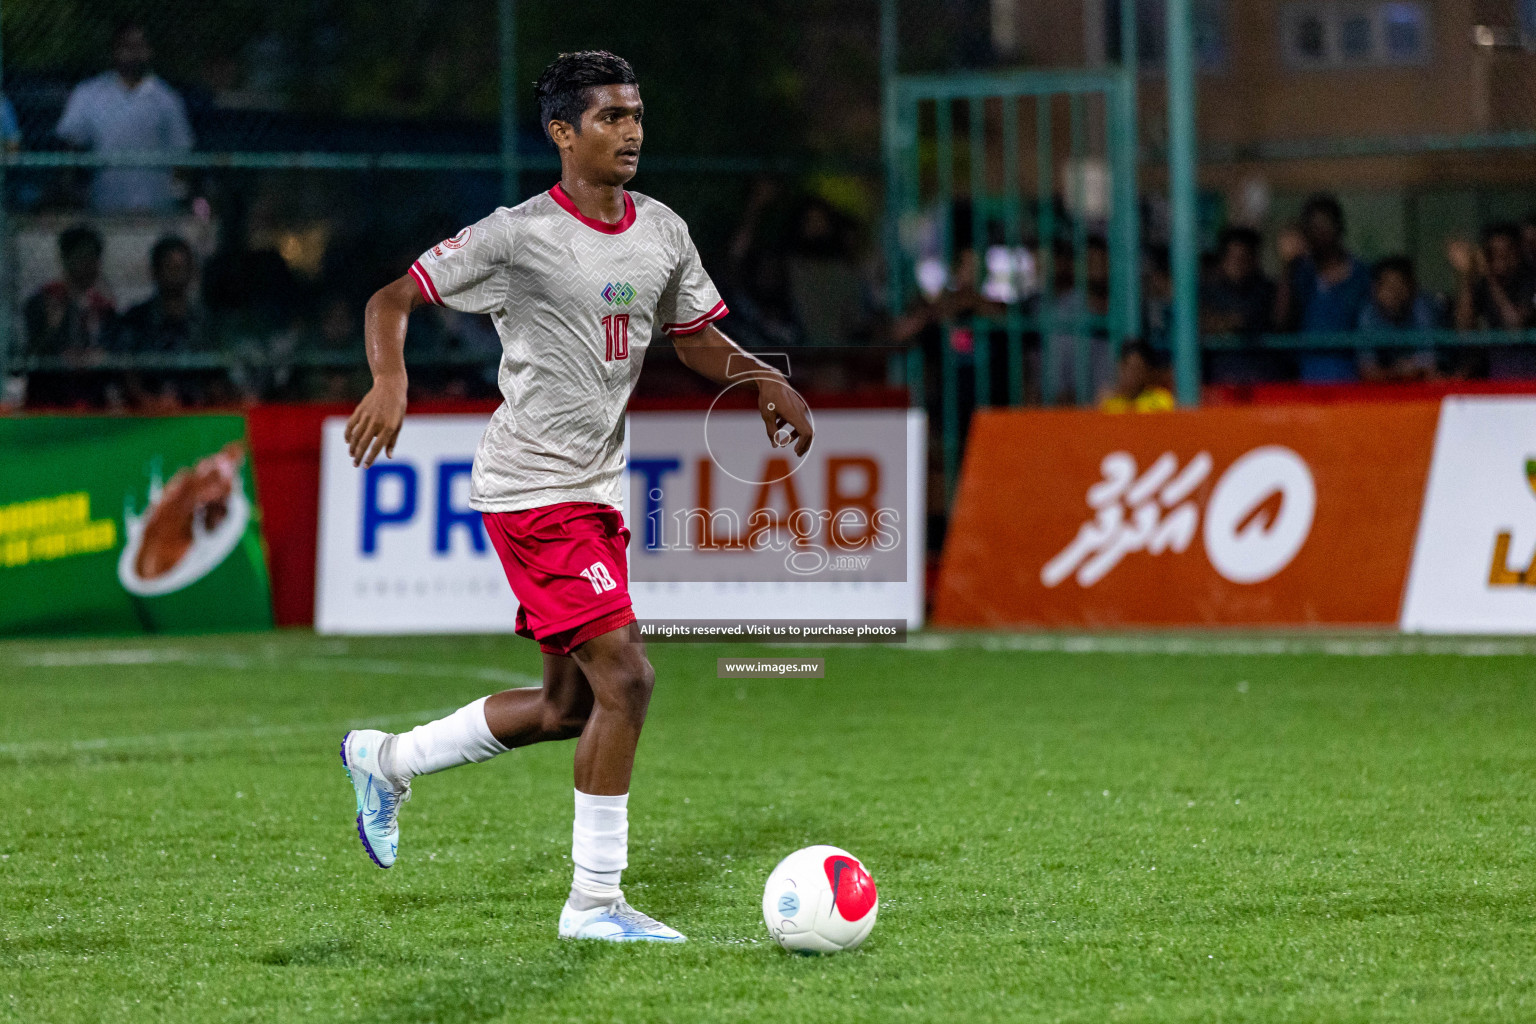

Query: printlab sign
[{"left": 316, "top": 416, "right": 516, "bottom": 634}]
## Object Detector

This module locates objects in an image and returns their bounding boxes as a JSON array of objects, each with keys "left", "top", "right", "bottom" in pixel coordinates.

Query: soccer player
[{"left": 337, "top": 51, "right": 813, "bottom": 943}]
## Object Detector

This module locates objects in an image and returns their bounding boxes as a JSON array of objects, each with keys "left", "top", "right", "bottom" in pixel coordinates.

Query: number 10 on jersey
[{"left": 602, "top": 314, "right": 630, "bottom": 361}]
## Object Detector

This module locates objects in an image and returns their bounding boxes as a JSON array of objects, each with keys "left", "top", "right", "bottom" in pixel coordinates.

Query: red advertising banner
[{"left": 934, "top": 403, "right": 1441, "bottom": 627}]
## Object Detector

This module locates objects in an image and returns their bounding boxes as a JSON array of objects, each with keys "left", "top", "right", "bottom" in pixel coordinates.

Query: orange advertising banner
[{"left": 934, "top": 403, "right": 1441, "bottom": 627}]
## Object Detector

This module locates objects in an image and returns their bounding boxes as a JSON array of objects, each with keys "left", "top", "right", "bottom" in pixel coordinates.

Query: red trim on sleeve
[
  {"left": 548, "top": 183, "right": 637, "bottom": 235},
  {"left": 409, "top": 261, "right": 444, "bottom": 306},
  {"left": 664, "top": 299, "right": 728, "bottom": 336}
]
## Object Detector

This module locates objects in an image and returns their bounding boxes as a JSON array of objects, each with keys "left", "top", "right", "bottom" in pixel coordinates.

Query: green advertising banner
[{"left": 0, "top": 416, "right": 273, "bottom": 635}]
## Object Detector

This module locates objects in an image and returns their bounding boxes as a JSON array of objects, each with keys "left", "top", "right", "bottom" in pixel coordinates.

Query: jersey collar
[{"left": 549, "top": 183, "right": 636, "bottom": 235}]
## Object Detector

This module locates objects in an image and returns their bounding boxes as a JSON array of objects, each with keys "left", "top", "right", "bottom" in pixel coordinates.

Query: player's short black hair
[
  {"left": 150, "top": 234, "right": 192, "bottom": 274},
  {"left": 1300, "top": 193, "right": 1346, "bottom": 233},
  {"left": 59, "top": 224, "right": 104, "bottom": 260},
  {"left": 1371, "top": 255, "right": 1415, "bottom": 285},
  {"left": 534, "top": 51, "right": 638, "bottom": 144}
]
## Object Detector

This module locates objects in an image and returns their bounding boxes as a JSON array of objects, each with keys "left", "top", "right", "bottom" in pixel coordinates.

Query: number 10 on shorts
[
  {"left": 580, "top": 560, "right": 618, "bottom": 593},
  {"left": 602, "top": 314, "right": 629, "bottom": 361}
]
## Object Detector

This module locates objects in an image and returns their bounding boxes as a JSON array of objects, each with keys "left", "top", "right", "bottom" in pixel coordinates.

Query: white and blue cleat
[
  {"left": 340, "top": 729, "right": 409, "bottom": 869},
  {"left": 558, "top": 898, "right": 687, "bottom": 943}
]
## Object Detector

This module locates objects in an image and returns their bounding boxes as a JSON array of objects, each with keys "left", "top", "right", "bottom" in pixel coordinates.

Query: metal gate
[{"left": 884, "top": 68, "right": 1141, "bottom": 492}]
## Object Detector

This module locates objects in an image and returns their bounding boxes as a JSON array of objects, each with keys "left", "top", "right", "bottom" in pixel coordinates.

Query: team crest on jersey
[{"left": 601, "top": 282, "right": 636, "bottom": 306}]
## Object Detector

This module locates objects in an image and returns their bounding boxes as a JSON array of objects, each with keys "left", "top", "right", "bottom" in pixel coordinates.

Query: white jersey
[{"left": 410, "top": 185, "right": 726, "bottom": 512}]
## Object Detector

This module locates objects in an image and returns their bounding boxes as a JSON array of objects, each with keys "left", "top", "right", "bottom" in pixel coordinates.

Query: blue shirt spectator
[
  {"left": 0, "top": 96, "right": 20, "bottom": 151},
  {"left": 1291, "top": 255, "right": 1372, "bottom": 333},
  {"left": 55, "top": 22, "right": 193, "bottom": 212},
  {"left": 1357, "top": 256, "right": 1441, "bottom": 381},
  {"left": 1276, "top": 194, "right": 1372, "bottom": 382}
]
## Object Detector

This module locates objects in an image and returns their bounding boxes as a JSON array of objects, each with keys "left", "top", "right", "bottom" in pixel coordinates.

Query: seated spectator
[
  {"left": 22, "top": 225, "right": 118, "bottom": 408},
  {"left": 1274, "top": 194, "right": 1371, "bottom": 382},
  {"left": 55, "top": 21, "right": 193, "bottom": 213},
  {"left": 121, "top": 236, "right": 205, "bottom": 352},
  {"left": 1099, "top": 339, "right": 1175, "bottom": 413},
  {"left": 1357, "top": 256, "right": 1441, "bottom": 382},
  {"left": 1201, "top": 226, "right": 1286, "bottom": 385},
  {"left": 119, "top": 235, "right": 221, "bottom": 410},
  {"left": 24, "top": 225, "right": 115, "bottom": 358}
]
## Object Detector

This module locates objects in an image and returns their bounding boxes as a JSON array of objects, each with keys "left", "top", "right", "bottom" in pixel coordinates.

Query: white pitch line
[
  {"left": 0, "top": 706, "right": 462, "bottom": 759},
  {"left": 10, "top": 649, "right": 539, "bottom": 687},
  {"left": 903, "top": 632, "right": 1536, "bottom": 657},
  {"left": 0, "top": 651, "right": 540, "bottom": 760},
  {"left": 16, "top": 648, "right": 193, "bottom": 667}
]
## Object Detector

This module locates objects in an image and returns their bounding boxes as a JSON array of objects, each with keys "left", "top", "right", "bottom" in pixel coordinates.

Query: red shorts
[{"left": 482, "top": 502, "right": 636, "bottom": 656}]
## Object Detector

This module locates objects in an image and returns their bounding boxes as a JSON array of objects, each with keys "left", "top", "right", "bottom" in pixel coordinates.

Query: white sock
[
  {"left": 570, "top": 790, "right": 628, "bottom": 908},
  {"left": 382, "top": 696, "right": 507, "bottom": 787}
]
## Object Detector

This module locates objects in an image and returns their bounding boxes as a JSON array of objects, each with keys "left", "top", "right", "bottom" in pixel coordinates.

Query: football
[{"left": 762, "top": 845, "right": 879, "bottom": 953}]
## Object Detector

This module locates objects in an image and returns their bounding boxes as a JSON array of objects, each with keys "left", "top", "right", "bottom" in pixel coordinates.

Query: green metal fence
[
  {"left": 880, "top": 0, "right": 1536, "bottom": 496},
  {"left": 882, "top": 0, "right": 1149, "bottom": 495},
  {"left": 886, "top": 68, "right": 1140, "bottom": 493}
]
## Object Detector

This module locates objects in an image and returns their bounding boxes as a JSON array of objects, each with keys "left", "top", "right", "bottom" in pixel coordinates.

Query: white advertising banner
[
  {"left": 316, "top": 415, "right": 518, "bottom": 634},
  {"left": 1401, "top": 397, "right": 1536, "bottom": 633},
  {"left": 626, "top": 408, "right": 926, "bottom": 627},
  {"left": 317, "top": 410, "right": 926, "bottom": 634}
]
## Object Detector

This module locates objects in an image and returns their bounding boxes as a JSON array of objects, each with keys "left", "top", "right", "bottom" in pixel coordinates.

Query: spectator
[
  {"left": 22, "top": 225, "right": 117, "bottom": 408},
  {"left": 119, "top": 235, "right": 219, "bottom": 410},
  {"left": 1274, "top": 193, "right": 1371, "bottom": 382},
  {"left": 1449, "top": 223, "right": 1533, "bottom": 331},
  {"left": 1451, "top": 223, "right": 1536, "bottom": 378},
  {"left": 1142, "top": 244, "right": 1172, "bottom": 348},
  {"left": 721, "top": 177, "right": 798, "bottom": 347},
  {"left": 56, "top": 21, "right": 194, "bottom": 213},
  {"left": 1520, "top": 213, "right": 1536, "bottom": 271},
  {"left": 0, "top": 94, "right": 20, "bottom": 153},
  {"left": 1099, "top": 340, "right": 1175, "bottom": 413},
  {"left": 783, "top": 196, "right": 868, "bottom": 346},
  {"left": 1201, "top": 227, "right": 1274, "bottom": 334},
  {"left": 1356, "top": 256, "right": 1441, "bottom": 382},
  {"left": 24, "top": 226, "right": 115, "bottom": 356},
  {"left": 1044, "top": 236, "right": 1115, "bottom": 404},
  {"left": 1201, "top": 226, "right": 1285, "bottom": 384},
  {"left": 121, "top": 236, "right": 204, "bottom": 352}
]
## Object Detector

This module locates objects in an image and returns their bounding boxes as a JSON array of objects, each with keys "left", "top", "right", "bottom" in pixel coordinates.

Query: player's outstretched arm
[
  {"left": 672, "top": 323, "right": 813, "bottom": 457},
  {"left": 346, "top": 275, "right": 425, "bottom": 467}
]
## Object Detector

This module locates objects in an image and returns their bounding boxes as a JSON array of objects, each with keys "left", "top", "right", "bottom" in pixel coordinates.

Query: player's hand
[
  {"left": 346, "top": 376, "right": 408, "bottom": 467},
  {"left": 757, "top": 376, "right": 813, "bottom": 457}
]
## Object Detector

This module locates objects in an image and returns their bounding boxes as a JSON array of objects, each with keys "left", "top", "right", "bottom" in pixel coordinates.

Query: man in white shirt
[{"left": 56, "top": 22, "right": 193, "bottom": 213}]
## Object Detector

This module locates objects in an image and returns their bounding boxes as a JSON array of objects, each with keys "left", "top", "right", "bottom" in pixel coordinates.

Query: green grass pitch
[{"left": 3, "top": 630, "right": 1535, "bottom": 1022}]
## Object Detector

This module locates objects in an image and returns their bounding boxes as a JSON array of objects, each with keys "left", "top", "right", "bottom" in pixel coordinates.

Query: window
[
  {"left": 1295, "top": 14, "right": 1327, "bottom": 59},
  {"left": 1339, "top": 14, "right": 1372, "bottom": 58},
  {"left": 1281, "top": 2, "right": 1430, "bottom": 69},
  {"left": 1382, "top": 3, "right": 1425, "bottom": 58}
]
